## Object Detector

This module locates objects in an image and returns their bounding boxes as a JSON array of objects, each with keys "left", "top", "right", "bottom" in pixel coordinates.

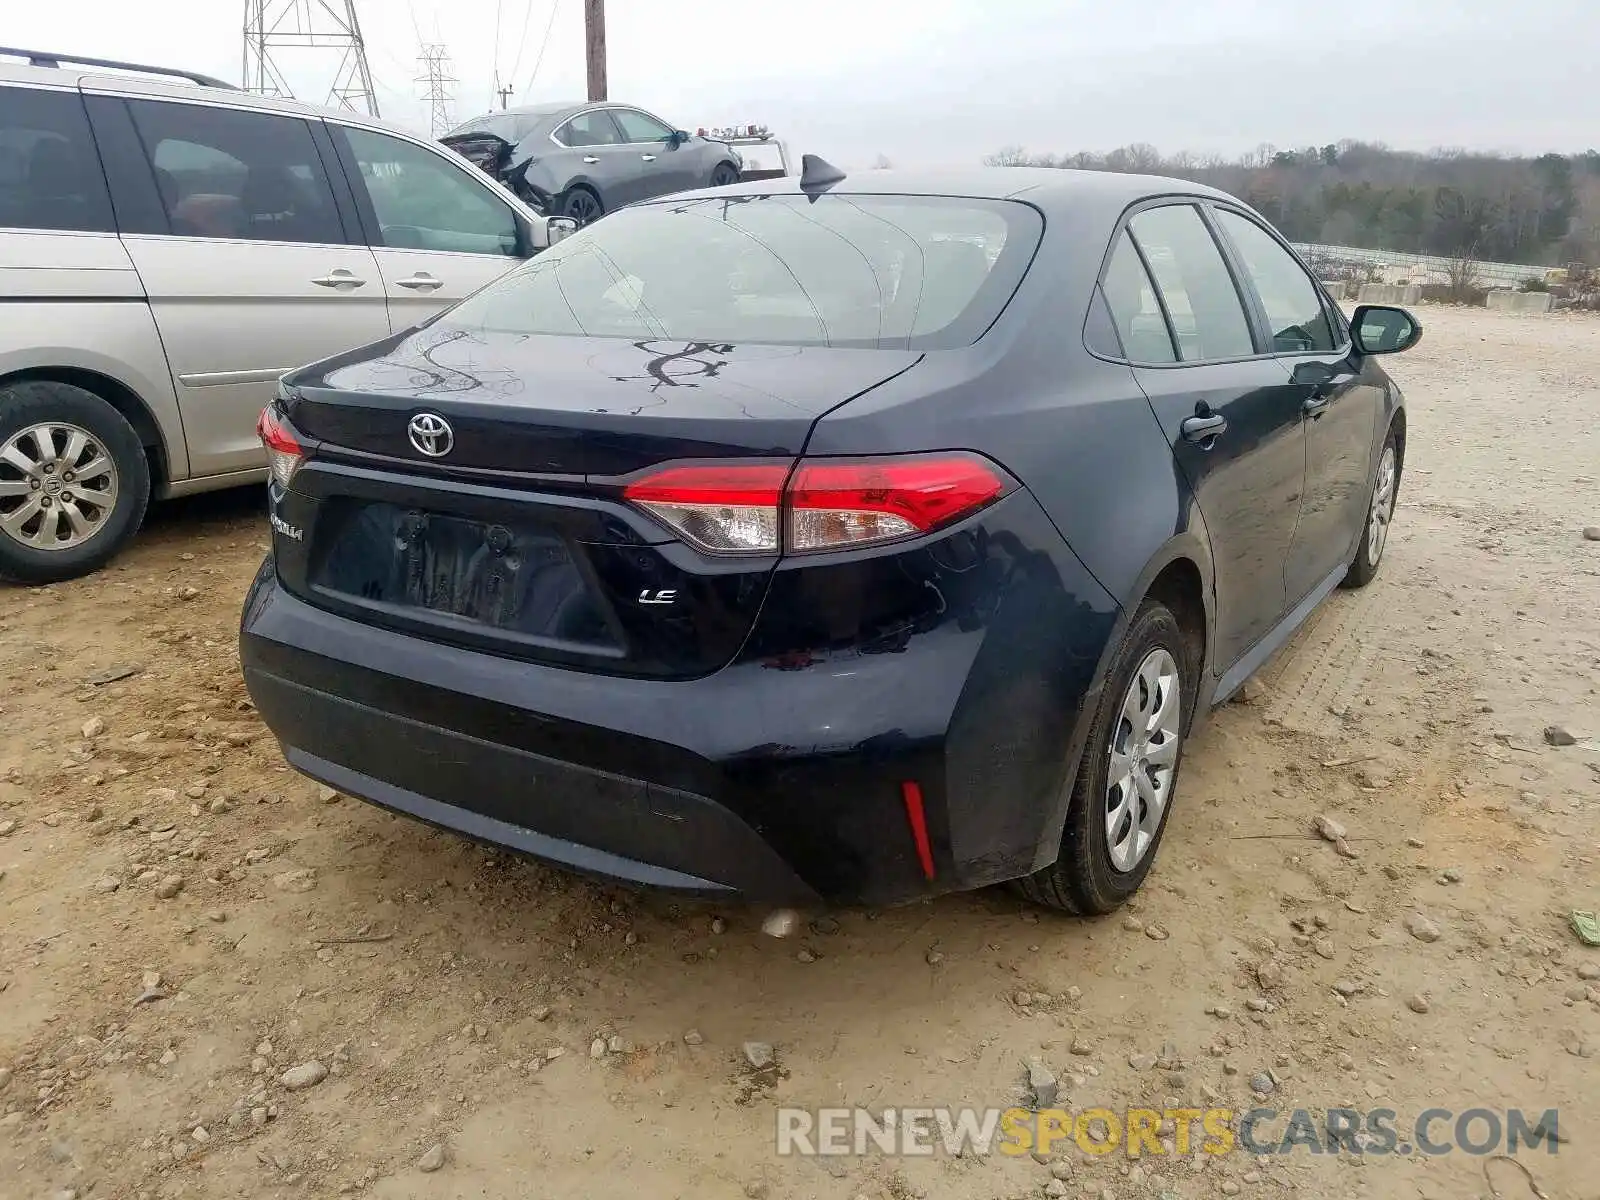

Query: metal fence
[{"left": 1290, "top": 242, "right": 1542, "bottom": 290}]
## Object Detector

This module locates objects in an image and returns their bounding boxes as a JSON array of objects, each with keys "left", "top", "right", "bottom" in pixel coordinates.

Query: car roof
[
  {"left": 444, "top": 100, "right": 670, "bottom": 144},
  {"left": 671, "top": 166, "right": 1239, "bottom": 217},
  {"left": 0, "top": 57, "right": 435, "bottom": 143}
]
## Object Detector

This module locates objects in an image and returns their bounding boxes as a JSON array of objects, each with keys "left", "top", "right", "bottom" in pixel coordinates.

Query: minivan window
[
  {"left": 0, "top": 85, "right": 115, "bottom": 234},
  {"left": 125, "top": 99, "right": 344, "bottom": 244},
  {"left": 1098, "top": 233, "right": 1177, "bottom": 363},
  {"left": 442, "top": 194, "right": 1041, "bottom": 350},
  {"left": 1215, "top": 209, "right": 1338, "bottom": 353},
  {"left": 1128, "top": 204, "right": 1255, "bottom": 362},
  {"left": 341, "top": 127, "right": 519, "bottom": 257}
]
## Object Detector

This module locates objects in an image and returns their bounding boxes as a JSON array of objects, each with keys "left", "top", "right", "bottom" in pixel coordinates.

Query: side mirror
[
  {"left": 669, "top": 129, "right": 691, "bottom": 146},
  {"left": 1351, "top": 304, "right": 1423, "bottom": 355},
  {"left": 546, "top": 216, "right": 579, "bottom": 246}
]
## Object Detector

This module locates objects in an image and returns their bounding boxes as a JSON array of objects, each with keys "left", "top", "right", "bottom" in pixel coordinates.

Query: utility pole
[
  {"left": 417, "top": 43, "right": 458, "bottom": 136},
  {"left": 497, "top": 81, "right": 515, "bottom": 110},
  {"left": 242, "top": 0, "right": 380, "bottom": 117},
  {"left": 584, "top": 0, "right": 607, "bottom": 102}
]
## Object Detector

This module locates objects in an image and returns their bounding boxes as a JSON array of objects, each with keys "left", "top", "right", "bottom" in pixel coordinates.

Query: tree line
[{"left": 983, "top": 141, "right": 1600, "bottom": 267}]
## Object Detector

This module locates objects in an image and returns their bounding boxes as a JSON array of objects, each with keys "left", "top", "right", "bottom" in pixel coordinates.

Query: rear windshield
[{"left": 442, "top": 193, "right": 1043, "bottom": 350}]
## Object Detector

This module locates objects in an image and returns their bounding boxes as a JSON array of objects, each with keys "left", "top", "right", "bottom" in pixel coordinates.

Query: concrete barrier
[
  {"left": 1487, "top": 289, "right": 1553, "bottom": 315},
  {"left": 1357, "top": 284, "right": 1421, "bottom": 306},
  {"left": 1321, "top": 280, "right": 1350, "bottom": 301}
]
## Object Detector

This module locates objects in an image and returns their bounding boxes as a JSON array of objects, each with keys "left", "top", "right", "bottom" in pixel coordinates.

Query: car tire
[
  {"left": 559, "top": 186, "right": 604, "bottom": 227},
  {"left": 0, "top": 380, "right": 151, "bottom": 585},
  {"left": 710, "top": 162, "right": 740, "bottom": 187},
  {"left": 1340, "top": 429, "right": 1399, "bottom": 589},
  {"left": 1016, "top": 599, "right": 1196, "bottom": 915}
]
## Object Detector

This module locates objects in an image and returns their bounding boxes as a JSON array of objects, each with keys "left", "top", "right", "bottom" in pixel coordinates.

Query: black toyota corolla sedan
[{"left": 240, "top": 163, "right": 1421, "bottom": 914}]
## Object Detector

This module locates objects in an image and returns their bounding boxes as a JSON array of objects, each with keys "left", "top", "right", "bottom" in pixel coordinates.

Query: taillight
[
  {"left": 787, "top": 455, "right": 1008, "bottom": 552},
  {"left": 622, "top": 463, "right": 788, "bottom": 554},
  {"left": 621, "top": 453, "right": 1011, "bottom": 556},
  {"left": 257, "top": 406, "right": 304, "bottom": 488}
]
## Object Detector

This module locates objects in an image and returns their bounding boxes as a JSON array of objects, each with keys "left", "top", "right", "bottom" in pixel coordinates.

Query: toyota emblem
[{"left": 407, "top": 412, "right": 454, "bottom": 457}]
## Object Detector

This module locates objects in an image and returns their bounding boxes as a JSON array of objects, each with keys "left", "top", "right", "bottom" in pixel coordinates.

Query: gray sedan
[{"left": 441, "top": 102, "right": 743, "bottom": 225}]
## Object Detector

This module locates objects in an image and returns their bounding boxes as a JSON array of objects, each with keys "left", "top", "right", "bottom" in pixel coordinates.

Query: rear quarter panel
[
  {"left": 0, "top": 230, "right": 189, "bottom": 479},
  {"left": 804, "top": 197, "right": 1208, "bottom": 624},
  {"left": 803, "top": 195, "right": 1218, "bottom": 866}
]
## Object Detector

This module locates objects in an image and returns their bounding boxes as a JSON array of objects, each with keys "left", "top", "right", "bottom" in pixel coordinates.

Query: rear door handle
[
  {"left": 1180, "top": 413, "right": 1228, "bottom": 444},
  {"left": 582, "top": 155, "right": 600, "bottom": 164},
  {"left": 641, "top": 153, "right": 656, "bottom": 162},
  {"left": 311, "top": 268, "right": 366, "bottom": 289},
  {"left": 394, "top": 273, "right": 443, "bottom": 291}
]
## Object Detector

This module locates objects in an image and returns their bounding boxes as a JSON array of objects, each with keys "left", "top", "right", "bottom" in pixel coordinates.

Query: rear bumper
[{"left": 240, "top": 491, "right": 1119, "bottom": 906}]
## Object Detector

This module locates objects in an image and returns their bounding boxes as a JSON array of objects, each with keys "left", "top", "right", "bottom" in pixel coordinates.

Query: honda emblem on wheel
[{"left": 407, "top": 413, "right": 454, "bottom": 458}]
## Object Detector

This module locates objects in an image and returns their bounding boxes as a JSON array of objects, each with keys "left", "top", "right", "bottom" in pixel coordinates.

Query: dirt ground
[{"left": 2, "top": 304, "right": 1598, "bottom": 1200}]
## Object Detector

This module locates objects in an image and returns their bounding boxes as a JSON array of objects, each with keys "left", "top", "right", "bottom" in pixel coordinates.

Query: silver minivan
[{"left": 0, "top": 47, "right": 569, "bottom": 583}]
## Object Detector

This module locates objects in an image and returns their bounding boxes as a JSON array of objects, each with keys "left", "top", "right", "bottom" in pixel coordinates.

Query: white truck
[{"left": 697, "top": 124, "right": 792, "bottom": 181}]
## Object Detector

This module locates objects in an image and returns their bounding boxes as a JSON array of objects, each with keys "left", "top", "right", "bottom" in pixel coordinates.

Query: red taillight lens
[
  {"left": 622, "top": 463, "right": 788, "bottom": 554},
  {"left": 787, "top": 454, "right": 1008, "bottom": 552},
  {"left": 256, "top": 406, "right": 304, "bottom": 488},
  {"left": 622, "top": 453, "right": 1010, "bottom": 556}
]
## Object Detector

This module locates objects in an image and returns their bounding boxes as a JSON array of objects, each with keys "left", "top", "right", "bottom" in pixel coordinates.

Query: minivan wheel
[
  {"left": 1341, "top": 431, "right": 1399, "bottom": 589},
  {"left": 1016, "top": 600, "right": 1195, "bottom": 915},
  {"left": 0, "top": 380, "right": 150, "bottom": 584}
]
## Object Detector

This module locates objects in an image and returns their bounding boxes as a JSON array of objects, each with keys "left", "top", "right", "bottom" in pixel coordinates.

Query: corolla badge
[
  {"left": 407, "top": 412, "right": 454, "bottom": 457},
  {"left": 269, "top": 512, "right": 303, "bottom": 542}
]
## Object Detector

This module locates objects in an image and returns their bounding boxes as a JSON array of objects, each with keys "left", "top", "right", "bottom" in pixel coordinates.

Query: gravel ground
[{"left": 1, "top": 304, "right": 1597, "bottom": 1200}]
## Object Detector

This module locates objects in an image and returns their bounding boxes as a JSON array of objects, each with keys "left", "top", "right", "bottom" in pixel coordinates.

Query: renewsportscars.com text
[{"left": 775, "top": 1106, "right": 1561, "bottom": 1158}]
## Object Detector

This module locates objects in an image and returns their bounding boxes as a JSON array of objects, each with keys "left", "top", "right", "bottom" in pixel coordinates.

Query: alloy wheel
[
  {"left": 565, "top": 191, "right": 601, "bottom": 226},
  {"left": 0, "top": 422, "right": 120, "bottom": 551},
  {"left": 1105, "top": 647, "right": 1182, "bottom": 872},
  {"left": 1367, "top": 445, "right": 1396, "bottom": 567}
]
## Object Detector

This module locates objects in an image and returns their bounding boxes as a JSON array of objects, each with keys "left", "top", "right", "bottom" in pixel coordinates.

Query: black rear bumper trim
[{"left": 287, "top": 747, "right": 736, "bottom": 895}]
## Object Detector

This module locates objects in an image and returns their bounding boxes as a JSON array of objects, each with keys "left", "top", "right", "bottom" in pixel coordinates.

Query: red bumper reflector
[{"left": 900, "top": 781, "right": 936, "bottom": 881}]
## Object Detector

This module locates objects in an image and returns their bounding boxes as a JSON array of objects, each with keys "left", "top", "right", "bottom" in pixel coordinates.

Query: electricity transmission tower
[
  {"left": 242, "top": 0, "right": 381, "bottom": 117},
  {"left": 417, "top": 44, "right": 457, "bottom": 135}
]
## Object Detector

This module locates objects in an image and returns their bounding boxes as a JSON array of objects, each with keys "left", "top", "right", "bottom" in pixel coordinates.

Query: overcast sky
[{"left": 9, "top": 1, "right": 1596, "bottom": 167}]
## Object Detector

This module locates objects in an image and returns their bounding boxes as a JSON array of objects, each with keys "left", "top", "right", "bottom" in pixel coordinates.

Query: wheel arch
[
  {"left": 0, "top": 365, "right": 172, "bottom": 490},
  {"left": 559, "top": 179, "right": 603, "bottom": 206},
  {"left": 1389, "top": 401, "right": 1407, "bottom": 479},
  {"left": 1117, "top": 531, "right": 1216, "bottom": 690},
  {"left": 1027, "top": 530, "right": 1216, "bottom": 872}
]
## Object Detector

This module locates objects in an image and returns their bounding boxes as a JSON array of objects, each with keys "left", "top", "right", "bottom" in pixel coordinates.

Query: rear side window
[
  {"left": 1214, "top": 210, "right": 1337, "bottom": 353},
  {"left": 442, "top": 194, "right": 1041, "bottom": 350},
  {"left": 1128, "top": 204, "right": 1254, "bottom": 362},
  {"left": 1098, "top": 233, "right": 1176, "bottom": 363},
  {"left": 0, "top": 85, "right": 115, "bottom": 234},
  {"left": 125, "top": 99, "right": 344, "bottom": 244},
  {"left": 556, "top": 111, "right": 623, "bottom": 148}
]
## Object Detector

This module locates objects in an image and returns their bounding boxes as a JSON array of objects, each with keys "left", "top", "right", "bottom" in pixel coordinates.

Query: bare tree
[
  {"left": 983, "top": 145, "right": 1032, "bottom": 168},
  {"left": 1444, "top": 243, "right": 1485, "bottom": 304}
]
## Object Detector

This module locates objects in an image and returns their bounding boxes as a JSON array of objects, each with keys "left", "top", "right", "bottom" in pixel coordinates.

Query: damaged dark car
[{"left": 441, "top": 101, "right": 742, "bottom": 226}]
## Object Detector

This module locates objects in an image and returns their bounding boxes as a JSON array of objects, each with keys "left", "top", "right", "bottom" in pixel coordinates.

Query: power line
[
  {"left": 523, "top": 0, "right": 561, "bottom": 93},
  {"left": 506, "top": 0, "right": 539, "bottom": 90},
  {"left": 490, "top": 0, "right": 506, "bottom": 109}
]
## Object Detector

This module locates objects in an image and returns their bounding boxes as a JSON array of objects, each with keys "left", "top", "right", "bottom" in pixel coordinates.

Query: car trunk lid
[{"left": 271, "top": 327, "right": 921, "bottom": 679}]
